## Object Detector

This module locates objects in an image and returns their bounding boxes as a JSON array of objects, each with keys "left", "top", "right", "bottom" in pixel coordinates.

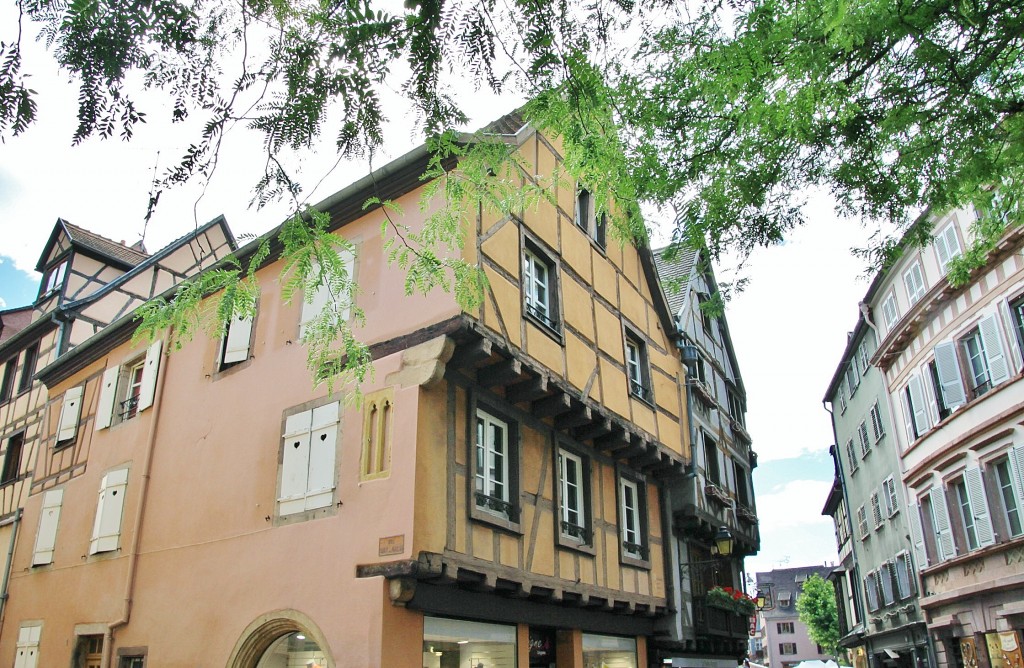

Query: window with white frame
[
  {"left": 904, "top": 261, "right": 927, "bottom": 305},
  {"left": 779, "top": 643, "right": 797, "bottom": 655},
  {"left": 777, "top": 622, "right": 795, "bottom": 634},
  {"left": 881, "top": 290, "right": 899, "bottom": 329},
  {"left": 933, "top": 222, "right": 962, "bottom": 274},
  {"left": 624, "top": 331, "right": 651, "bottom": 403},
  {"left": 994, "top": 449, "right": 1024, "bottom": 538},
  {"left": 846, "top": 361, "right": 860, "bottom": 395},
  {"left": 474, "top": 408, "right": 517, "bottom": 522},
  {"left": 901, "top": 375, "right": 932, "bottom": 442},
  {"left": 278, "top": 401, "right": 340, "bottom": 517},
  {"left": 1011, "top": 294, "right": 1024, "bottom": 358},
  {"left": 42, "top": 258, "right": 68, "bottom": 296},
  {"left": 960, "top": 328, "right": 992, "bottom": 398},
  {"left": 859, "top": 342, "right": 872, "bottom": 373},
  {"left": 95, "top": 342, "right": 162, "bottom": 429},
  {"left": 558, "top": 448, "right": 590, "bottom": 544},
  {"left": 522, "top": 244, "right": 559, "bottom": 332},
  {"left": 858, "top": 421, "right": 871, "bottom": 458},
  {"left": 90, "top": 468, "right": 128, "bottom": 554},
  {"left": 954, "top": 478, "right": 980, "bottom": 551},
  {"left": 619, "top": 474, "right": 647, "bottom": 561},
  {"left": 958, "top": 317, "right": 1010, "bottom": 399},
  {"left": 883, "top": 476, "right": 899, "bottom": 517},
  {"left": 869, "top": 402, "right": 885, "bottom": 442},
  {"left": 837, "top": 384, "right": 847, "bottom": 414},
  {"left": 927, "top": 360, "right": 952, "bottom": 423}
]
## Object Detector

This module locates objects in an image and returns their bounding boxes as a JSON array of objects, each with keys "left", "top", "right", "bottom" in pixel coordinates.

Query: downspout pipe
[{"left": 102, "top": 330, "right": 172, "bottom": 668}]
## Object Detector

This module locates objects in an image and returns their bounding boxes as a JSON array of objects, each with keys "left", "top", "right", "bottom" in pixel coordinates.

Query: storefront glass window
[
  {"left": 423, "top": 617, "right": 517, "bottom": 668},
  {"left": 582, "top": 634, "right": 637, "bottom": 668},
  {"left": 256, "top": 632, "right": 326, "bottom": 668}
]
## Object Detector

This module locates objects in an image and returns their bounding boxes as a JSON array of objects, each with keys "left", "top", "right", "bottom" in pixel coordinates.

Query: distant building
[{"left": 757, "top": 565, "right": 834, "bottom": 668}]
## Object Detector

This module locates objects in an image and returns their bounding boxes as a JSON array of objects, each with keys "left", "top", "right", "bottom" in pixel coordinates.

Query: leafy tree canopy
[
  {"left": 796, "top": 573, "right": 841, "bottom": 658},
  {"left": 3, "top": 0, "right": 1021, "bottom": 384}
]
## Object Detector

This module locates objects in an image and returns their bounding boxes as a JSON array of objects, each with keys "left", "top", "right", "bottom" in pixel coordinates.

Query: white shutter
[
  {"left": 57, "top": 386, "right": 83, "bottom": 442},
  {"left": 909, "top": 502, "right": 928, "bottom": 567},
  {"left": 934, "top": 341, "right": 967, "bottom": 409},
  {"left": 901, "top": 388, "right": 917, "bottom": 443},
  {"left": 930, "top": 486, "right": 956, "bottom": 561},
  {"left": 32, "top": 489, "right": 63, "bottom": 565},
  {"left": 14, "top": 625, "right": 41, "bottom": 668},
  {"left": 222, "top": 314, "right": 254, "bottom": 365},
  {"left": 978, "top": 314, "right": 1010, "bottom": 386},
  {"left": 90, "top": 468, "right": 128, "bottom": 554},
  {"left": 964, "top": 465, "right": 995, "bottom": 547},
  {"left": 907, "top": 375, "right": 931, "bottom": 435},
  {"left": 279, "top": 410, "right": 312, "bottom": 515},
  {"left": 935, "top": 224, "right": 961, "bottom": 273},
  {"left": 137, "top": 340, "right": 162, "bottom": 412},
  {"left": 300, "top": 249, "right": 354, "bottom": 336},
  {"left": 95, "top": 366, "right": 120, "bottom": 430},
  {"left": 1008, "top": 445, "right": 1024, "bottom": 515},
  {"left": 305, "top": 402, "right": 339, "bottom": 511}
]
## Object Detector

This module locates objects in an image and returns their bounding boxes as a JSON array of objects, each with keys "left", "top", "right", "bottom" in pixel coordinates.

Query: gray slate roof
[{"left": 652, "top": 245, "right": 698, "bottom": 318}]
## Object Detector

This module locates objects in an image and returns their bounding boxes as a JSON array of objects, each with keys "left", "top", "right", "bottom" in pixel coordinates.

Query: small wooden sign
[{"left": 378, "top": 534, "right": 405, "bottom": 556}]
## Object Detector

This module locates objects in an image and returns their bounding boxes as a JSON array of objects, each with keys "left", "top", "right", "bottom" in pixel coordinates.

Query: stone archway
[{"left": 226, "top": 609, "right": 335, "bottom": 668}]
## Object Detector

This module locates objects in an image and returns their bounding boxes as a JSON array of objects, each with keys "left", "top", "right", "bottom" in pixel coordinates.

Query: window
[
  {"left": 574, "top": 187, "right": 607, "bottom": 248},
  {"left": 2, "top": 433, "right": 24, "bottom": 486},
  {"left": 299, "top": 248, "right": 355, "bottom": 337},
  {"left": 474, "top": 407, "right": 519, "bottom": 523},
  {"left": 17, "top": 342, "right": 37, "bottom": 394},
  {"left": 424, "top": 617, "right": 521, "bottom": 667},
  {"left": 959, "top": 317, "right": 1010, "bottom": 398},
  {"left": 219, "top": 312, "right": 254, "bottom": 369},
  {"left": 859, "top": 343, "right": 872, "bottom": 373},
  {"left": 894, "top": 551, "right": 916, "bottom": 599},
  {"left": 879, "top": 561, "right": 896, "bottom": 606},
  {"left": 881, "top": 290, "right": 900, "bottom": 329},
  {"left": 846, "top": 361, "right": 860, "bottom": 395},
  {"left": 728, "top": 389, "right": 745, "bottom": 425},
  {"left": 119, "top": 657, "right": 145, "bottom": 668},
  {"left": 934, "top": 222, "right": 962, "bottom": 274},
  {"left": 624, "top": 332, "right": 651, "bottom": 402},
  {"left": 870, "top": 491, "right": 883, "bottom": 528},
  {"left": 734, "top": 460, "right": 750, "bottom": 506},
  {"left": 619, "top": 474, "right": 648, "bottom": 562},
  {"left": 901, "top": 375, "right": 932, "bottom": 441},
  {"left": 95, "top": 341, "right": 163, "bottom": 430},
  {"left": 90, "top": 468, "right": 128, "bottom": 554},
  {"left": 856, "top": 505, "right": 868, "bottom": 539},
  {"left": 1011, "top": 294, "right": 1024, "bottom": 355},
  {"left": 279, "top": 401, "right": 339, "bottom": 517},
  {"left": 869, "top": 402, "right": 885, "bottom": 442},
  {"left": 360, "top": 389, "right": 393, "bottom": 481},
  {"left": 423, "top": 618, "right": 517, "bottom": 667},
  {"left": 56, "top": 386, "right": 84, "bottom": 444},
  {"left": 858, "top": 421, "right": 870, "bottom": 458},
  {"left": 933, "top": 341, "right": 968, "bottom": 410},
  {"left": 583, "top": 634, "right": 637, "bottom": 668},
  {"left": 845, "top": 439, "right": 858, "bottom": 473},
  {"left": 523, "top": 244, "right": 559, "bottom": 331},
  {"left": 882, "top": 477, "right": 899, "bottom": 517},
  {"left": 32, "top": 489, "right": 63, "bottom": 566},
  {"left": 697, "top": 292, "right": 714, "bottom": 333},
  {"left": 15, "top": 624, "right": 41, "bottom": 668},
  {"left": 957, "top": 466, "right": 995, "bottom": 550},
  {"left": 904, "top": 261, "right": 927, "bottom": 305},
  {"left": 41, "top": 258, "right": 68, "bottom": 296},
  {"left": 777, "top": 622, "right": 795, "bottom": 634},
  {"left": 928, "top": 486, "right": 957, "bottom": 561},
  {"left": 927, "top": 360, "right": 951, "bottom": 422},
  {"left": 0, "top": 358, "right": 16, "bottom": 403},
  {"left": 779, "top": 643, "right": 798, "bottom": 655},
  {"left": 995, "top": 454, "right": 1024, "bottom": 538},
  {"left": 864, "top": 570, "right": 880, "bottom": 611},
  {"left": 558, "top": 449, "right": 590, "bottom": 544},
  {"left": 837, "top": 385, "right": 847, "bottom": 413},
  {"left": 703, "top": 433, "right": 720, "bottom": 485}
]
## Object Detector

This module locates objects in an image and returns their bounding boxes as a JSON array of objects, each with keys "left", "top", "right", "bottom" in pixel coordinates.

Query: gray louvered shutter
[{"left": 934, "top": 341, "right": 967, "bottom": 409}]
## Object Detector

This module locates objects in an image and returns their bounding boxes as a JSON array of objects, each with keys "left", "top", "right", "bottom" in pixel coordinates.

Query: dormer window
[{"left": 41, "top": 258, "right": 68, "bottom": 297}]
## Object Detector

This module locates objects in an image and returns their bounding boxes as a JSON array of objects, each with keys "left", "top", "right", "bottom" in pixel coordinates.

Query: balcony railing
[{"left": 694, "top": 595, "right": 752, "bottom": 638}]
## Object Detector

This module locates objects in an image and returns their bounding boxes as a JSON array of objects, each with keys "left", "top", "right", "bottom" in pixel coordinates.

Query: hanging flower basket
[{"left": 707, "top": 586, "right": 757, "bottom": 615}]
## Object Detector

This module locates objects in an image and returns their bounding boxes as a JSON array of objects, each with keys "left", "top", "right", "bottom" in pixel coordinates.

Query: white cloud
[
  {"left": 743, "top": 479, "right": 838, "bottom": 576},
  {"left": 0, "top": 297, "right": 6, "bottom": 308}
]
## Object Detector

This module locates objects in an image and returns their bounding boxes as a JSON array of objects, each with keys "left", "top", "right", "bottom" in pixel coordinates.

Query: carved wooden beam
[
  {"left": 506, "top": 374, "right": 548, "bottom": 404},
  {"left": 478, "top": 357, "right": 523, "bottom": 388},
  {"left": 532, "top": 393, "right": 571, "bottom": 418},
  {"left": 555, "top": 405, "right": 592, "bottom": 430},
  {"left": 573, "top": 417, "right": 612, "bottom": 442},
  {"left": 449, "top": 338, "right": 493, "bottom": 369}
]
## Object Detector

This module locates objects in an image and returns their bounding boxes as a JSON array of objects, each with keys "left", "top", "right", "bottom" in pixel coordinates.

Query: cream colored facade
[
  {"left": 866, "top": 208, "right": 1024, "bottom": 668},
  {"left": 0, "top": 118, "right": 757, "bottom": 667}
]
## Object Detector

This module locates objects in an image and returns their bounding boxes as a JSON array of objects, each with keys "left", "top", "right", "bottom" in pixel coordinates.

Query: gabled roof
[
  {"left": 651, "top": 246, "right": 697, "bottom": 318},
  {"left": 35, "top": 219, "right": 150, "bottom": 272},
  {"left": 0, "top": 306, "right": 32, "bottom": 343}
]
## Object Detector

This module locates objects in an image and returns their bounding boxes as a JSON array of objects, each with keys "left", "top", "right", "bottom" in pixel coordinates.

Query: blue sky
[{"left": 0, "top": 255, "right": 37, "bottom": 309}]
